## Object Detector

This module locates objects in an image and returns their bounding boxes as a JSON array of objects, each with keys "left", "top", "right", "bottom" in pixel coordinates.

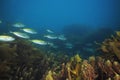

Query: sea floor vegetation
[{"left": 0, "top": 31, "right": 120, "bottom": 80}]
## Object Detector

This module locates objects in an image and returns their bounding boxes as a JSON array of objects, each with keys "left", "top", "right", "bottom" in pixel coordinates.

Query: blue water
[
  {"left": 0, "top": 0, "right": 120, "bottom": 30},
  {"left": 0, "top": 0, "right": 120, "bottom": 57}
]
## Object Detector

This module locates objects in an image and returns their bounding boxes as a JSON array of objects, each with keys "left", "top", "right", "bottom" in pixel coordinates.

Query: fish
[
  {"left": 47, "top": 42, "right": 54, "bottom": 46},
  {"left": 58, "top": 35, "right": 67, "bottom": 40},
  {"left": 10, "top": 31, "right": 30, "bottom": 39},
  {"left": 31, "top": 39, "right": 47, "bottom": 45},
  {"left": 0, "top": 35, "right": 15, "bottom": 42},
  {"left": 51, "top": 45, "right": 58, "bottom": 48},
  {"left": 44, "top": 35, "right": 57, "bottom": 39},
  {"left": 83, "top": 47, "right": 95, "bottom": 53},
  {"left": 0, "top": 20, "right": 2, "bottom": 24},
  {"left": 47, "top": 42, "right": 58, "bottom": 48},
  {"left": 13, "top": 23, "right": 25, "bottom": 28},
  {"left": 22, "top": 28, "right": 37, "bottom": 34},
  {"left": 46, "top": 29, "right": 54, "bottom": 33},
  {"left": 85, "top": 43, "right": 93, "bottom": 47},
  {"left": 65, "top": 43, "right": 73, "bottom": 49}
]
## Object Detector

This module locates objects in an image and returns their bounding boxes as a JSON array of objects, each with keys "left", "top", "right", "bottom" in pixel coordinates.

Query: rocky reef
[
  {"left": 44, "top": 31, "right": 120, "bottom": 80},
  {"left": 0, "top": 31, "right": 120, "bottom": 80}
]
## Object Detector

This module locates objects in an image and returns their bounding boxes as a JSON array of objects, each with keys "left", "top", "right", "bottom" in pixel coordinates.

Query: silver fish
[
  {"left": 0, "top": 20, "right": 2, "bottom": 24},
  {"left": 0, "top": 35, "right": 15, "bottom": 42},
  {"left": 46, "top": 29, "right": 54, "bottom": 33},
  {"left": 65, "top": 43, "right": 73, "bottom": 49},
  {"left": 13, "top": 23, "right": 25, "bottom": 28},
  {"left": 22, "top": 28, "right": 37, "bottom": 34},
  {"left": 10, "top": 31, "right": 30, "bottom": 39},
  {"left": 31, "top": 39, "right": 47, "bottom": 45},
  {"left": 44, "top": 35, "right": 57, "bottom": 39},
  {"left": 58, "top": 35, "right": 67, "bottom": 40}
]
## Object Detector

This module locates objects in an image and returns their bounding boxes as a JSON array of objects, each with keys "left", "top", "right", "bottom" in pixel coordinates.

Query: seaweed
[{"left": 0, "top": 30, "right": 120, "bottom": 80}]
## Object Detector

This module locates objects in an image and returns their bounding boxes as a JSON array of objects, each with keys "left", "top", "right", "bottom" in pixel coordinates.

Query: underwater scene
[{"left": 0, "top": 0, "right": 120, "bottom": 80}]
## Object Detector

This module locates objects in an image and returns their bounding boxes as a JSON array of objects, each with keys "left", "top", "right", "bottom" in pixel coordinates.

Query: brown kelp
[
  {"left": 0, "top": 40, "right": 51, "bottom": 80},
  {"left": 44, "top": 31, "right": 120, "bottom": 80},
  {"left": 44, "top": 54, "right": 120, "bottom": 80},
  {"left": 0, "top": 30, "right": 120, "bottom": 80},
  {"left": 96, "top": 31, "right": 120, "bottom": 60}
]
